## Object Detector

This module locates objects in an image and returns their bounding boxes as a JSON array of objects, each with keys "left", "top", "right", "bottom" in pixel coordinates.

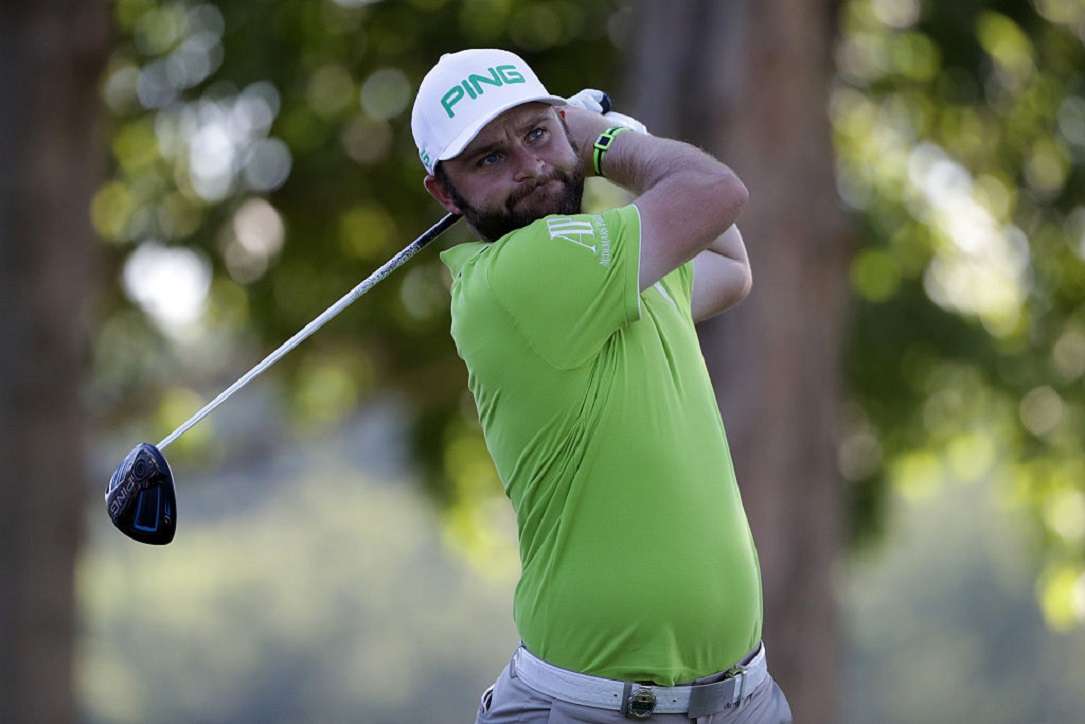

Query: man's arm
[
  {"left": 561, "top": 108, "right": 748, "bottom": 292},
  {"left": 691, "top": 225, "right": 752, "bottom": 323}
]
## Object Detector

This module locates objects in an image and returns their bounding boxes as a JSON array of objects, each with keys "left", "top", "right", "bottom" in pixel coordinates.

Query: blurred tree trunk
[
  {"left": 626, "top": 2, "right": 849, "bottom": 722},
  {"left": 0, "top": 2, "right": 109, "bottom": 722}
]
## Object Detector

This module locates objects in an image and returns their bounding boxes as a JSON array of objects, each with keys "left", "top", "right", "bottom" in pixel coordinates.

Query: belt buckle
[
  {"left": 622, "top": 684, "right": 656, "bottom": 720},
  {"left": 724, "top": 664, "right": 747, "bottom": 705}
]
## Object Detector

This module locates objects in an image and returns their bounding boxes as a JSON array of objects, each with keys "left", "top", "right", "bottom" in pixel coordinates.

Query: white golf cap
[{"left": 411, "top": 49, "right": 565, "bottom": 174}]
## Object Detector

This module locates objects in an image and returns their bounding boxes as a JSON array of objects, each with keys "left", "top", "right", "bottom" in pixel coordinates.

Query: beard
[{"left": 449, "top": 165, "right": 585, "bottom": 242}]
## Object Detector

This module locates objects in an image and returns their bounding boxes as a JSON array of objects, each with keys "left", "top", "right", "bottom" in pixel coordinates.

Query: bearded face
[
  {"left": 429, "top": 104, "right": 585, "bottom": 242},
  {"left": 437, "top": 162, "right": 584, "bottom": 242}
]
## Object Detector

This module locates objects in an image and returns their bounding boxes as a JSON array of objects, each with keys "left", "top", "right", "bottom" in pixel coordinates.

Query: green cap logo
[{"left": 440, "top": 64, "right": 526, "bottom": 118}]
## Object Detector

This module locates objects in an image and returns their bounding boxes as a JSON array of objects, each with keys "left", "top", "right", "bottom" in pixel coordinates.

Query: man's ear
[{"left": 423, "top": 174, "right": 462, "bottom": 216}]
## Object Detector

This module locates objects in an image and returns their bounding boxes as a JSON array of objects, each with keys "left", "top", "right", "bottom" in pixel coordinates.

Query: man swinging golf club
[{"left": 413, "top": 49, "right": 792, "bottom": 723}]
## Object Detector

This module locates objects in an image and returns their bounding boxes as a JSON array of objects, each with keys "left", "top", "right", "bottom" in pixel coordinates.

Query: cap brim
[{"left": 436, "top": 94, "right": 567, "bottom": 165}]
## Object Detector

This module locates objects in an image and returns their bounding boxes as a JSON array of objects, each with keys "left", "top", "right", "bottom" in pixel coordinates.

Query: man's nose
[{"left": 510, "top": 145, "right": 546, "bottom": 182}]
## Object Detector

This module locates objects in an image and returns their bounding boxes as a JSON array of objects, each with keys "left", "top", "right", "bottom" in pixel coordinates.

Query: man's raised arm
[{"left": 562, "top": 107, "right": 749, "bottom": 291}]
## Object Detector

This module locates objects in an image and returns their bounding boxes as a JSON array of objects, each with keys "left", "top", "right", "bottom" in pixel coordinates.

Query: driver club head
[{"left": 105, "top": 443, "right": 177, "bottom": 545}]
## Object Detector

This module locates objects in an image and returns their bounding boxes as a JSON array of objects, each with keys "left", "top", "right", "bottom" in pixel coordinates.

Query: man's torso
[{"left": 440, "top": 205, "right": 762, "bottom": 684}]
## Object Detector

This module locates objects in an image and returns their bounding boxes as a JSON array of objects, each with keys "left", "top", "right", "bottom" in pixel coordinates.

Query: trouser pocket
[{"left": 477, "top": 660, "right": 554, "bottom": 723}]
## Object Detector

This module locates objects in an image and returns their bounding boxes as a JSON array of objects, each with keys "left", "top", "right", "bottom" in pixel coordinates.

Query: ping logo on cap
[{"left": 441, "top": 64, "right": 526, "bottom": 118}]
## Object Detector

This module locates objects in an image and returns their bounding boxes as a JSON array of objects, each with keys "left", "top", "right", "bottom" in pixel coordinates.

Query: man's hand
[
  {"left": 565, "top": 88, "right": 610, "bottom": 114},
  {"left": 565, "top": 89, "right": 649, "bottom": 134}
]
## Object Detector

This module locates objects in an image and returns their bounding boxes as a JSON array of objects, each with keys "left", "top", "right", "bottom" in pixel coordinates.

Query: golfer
[{"left": 411, "top": 49, "right": 792, "bottom": 723}]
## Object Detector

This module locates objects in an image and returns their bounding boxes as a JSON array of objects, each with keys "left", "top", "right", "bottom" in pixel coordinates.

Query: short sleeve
[{"left": 486, "top": 204, "right": 642, "bottom": 369}]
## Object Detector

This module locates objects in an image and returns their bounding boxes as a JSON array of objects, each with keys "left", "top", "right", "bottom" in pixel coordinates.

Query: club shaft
[{"left": 157, "top": 212, "right": 460, "bottom": 451}]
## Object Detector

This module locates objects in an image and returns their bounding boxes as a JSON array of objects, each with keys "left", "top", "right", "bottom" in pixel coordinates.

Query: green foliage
[
  {"left": 95, "top": 0, "right": 626, "bottom": 555},
  {"left": 840, "top": 479, "right": 1085, "bottom": 722},
  {"left": 95, "top": 0, "right": 1085, "bottom": 632},
  {"left": 835, "top": 0, "right": 1085, "bottom": 626}
]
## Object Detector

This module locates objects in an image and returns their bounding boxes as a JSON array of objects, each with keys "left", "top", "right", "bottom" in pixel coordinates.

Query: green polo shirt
[{"left": 440, "top": 204, "right": 763, "bottom": 685}]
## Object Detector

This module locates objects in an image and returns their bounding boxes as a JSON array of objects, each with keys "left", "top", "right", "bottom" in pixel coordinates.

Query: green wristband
[{"left": 592, "top": 126, "right": 629, "bottom": 177}]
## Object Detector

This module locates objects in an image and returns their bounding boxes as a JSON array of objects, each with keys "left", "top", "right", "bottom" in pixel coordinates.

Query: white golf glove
[{"left": 564, "top": 88, "right": 649, "bottom": 135}]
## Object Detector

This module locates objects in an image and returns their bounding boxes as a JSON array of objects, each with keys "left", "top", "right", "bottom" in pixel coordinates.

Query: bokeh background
[{"left": 4, "top": 0, "right": 1085, "bottom": 722}]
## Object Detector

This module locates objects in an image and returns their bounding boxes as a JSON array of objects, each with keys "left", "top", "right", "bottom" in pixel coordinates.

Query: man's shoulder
[
  {"left": 437, "top": 217, "right": 549, "bottom": 275},
  {"left": 502, "top": 207, "right": 635, "bottom": 244},
  {"left": 501, "top": 207, "right": 638, "bottom": 261},
  {"left": 438, "top": 241, "right": 489, "bottom": 279},
  {"left": 440, "top": 206, "right": 638, "bottom": 282},
  {"left": 438, "top": 215, "right": 570, "bottom": 279}
]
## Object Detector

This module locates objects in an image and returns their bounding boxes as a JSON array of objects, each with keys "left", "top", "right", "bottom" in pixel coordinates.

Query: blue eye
[
  {"left": 477, "top": 152, "right": 502, "bottom": 167},
  {"left": 527, "top": 127, "right": 546, "bottom": 142}
]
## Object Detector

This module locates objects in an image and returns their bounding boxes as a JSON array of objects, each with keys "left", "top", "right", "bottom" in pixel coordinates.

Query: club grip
[{"left": 599, "top": 92, "right": 612, "bottom": 114}]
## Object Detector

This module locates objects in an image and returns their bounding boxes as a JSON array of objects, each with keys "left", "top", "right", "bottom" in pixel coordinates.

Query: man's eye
[
  {"left": 527, "top": 127, "right": 547, "bottom": 142},
  {"left": 478, "top": 152, "right": 502, "bottom": 167}
]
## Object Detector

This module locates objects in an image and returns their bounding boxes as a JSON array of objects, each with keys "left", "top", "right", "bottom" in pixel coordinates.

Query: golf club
[
  {"left": 105, "top": 91, "right": 618, "bottom": 545},
  {"left": 106, "top": 211, "right": 461, "bottom": 544}
]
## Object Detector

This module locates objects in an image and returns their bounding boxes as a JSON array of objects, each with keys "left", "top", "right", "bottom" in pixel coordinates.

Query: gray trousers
[{"left": 474, "top": 647, "right": 793, "bottom": 724}]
